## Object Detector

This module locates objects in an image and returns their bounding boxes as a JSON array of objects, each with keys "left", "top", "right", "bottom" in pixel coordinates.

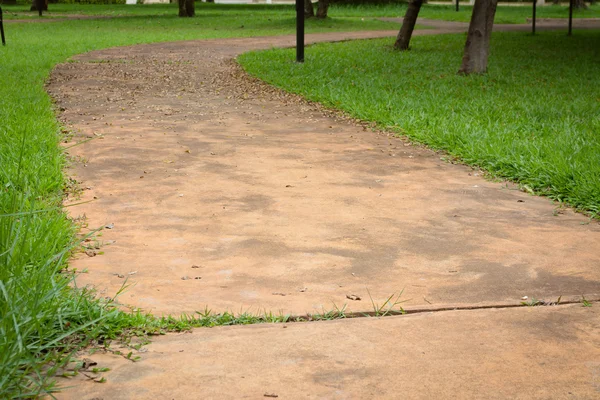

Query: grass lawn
[
  {"left": 2, "top": 2, "right": 599, "bottom": 23},
  {"left": 0, "top": 6, "right": 397, "bottom": 398},
  {"left": 332, "top": 3, "right": 600, "bottom": 23},
  {"left": 238, "top": 31, "right": 600, "bottom": 215}
]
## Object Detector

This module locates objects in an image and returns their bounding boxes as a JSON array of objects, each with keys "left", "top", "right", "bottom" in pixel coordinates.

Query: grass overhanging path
[{"left": 0, "top": 4, "right": 598, "bottom": 397}]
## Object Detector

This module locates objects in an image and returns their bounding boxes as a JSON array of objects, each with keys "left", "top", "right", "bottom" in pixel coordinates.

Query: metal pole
[
  {"left": 568, "top": 0, "right": 573, "bottom": 36},
  {"left": 456, "top": 0, "right": 459, "bottom": 12},
  {"left": 295, "top": 0, "right": 304, "bottom": 62},
  {"left": 0, "top": 6, "right": 5, "bottom": 46},
  {"left": 532, "top": 0, "right": 536, "bottom": 35}
]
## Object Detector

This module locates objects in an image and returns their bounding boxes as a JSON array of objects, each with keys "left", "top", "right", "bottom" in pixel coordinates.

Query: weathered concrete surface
[
  {"left": 48, "top": 31, "right": 600, "bottom": 316},
  {"left": 57, "top": 305, "right": 600, "bottom": 399}
]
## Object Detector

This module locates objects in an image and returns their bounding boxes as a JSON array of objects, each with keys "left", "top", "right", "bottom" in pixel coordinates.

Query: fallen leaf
[
  {"left": 181, "top": 276, "right": 191, "bottom": 280},
  {"left": 105, "top": 223, "right": 114, "bottom": 229},
  {"left": 264, "top": 394, "right": 278, "bottom": 398},
  {"left": 82, "top": 358, "right": 97, "bottom": 370},
  {"left": 299, "top": 287, "right": 307, "bottom": 292},
  {"left": 346, "top": 294, "right": 361, "bottom": 301},
  {"left": 272, "top": 292, "right": 286, "bottom": 296}
]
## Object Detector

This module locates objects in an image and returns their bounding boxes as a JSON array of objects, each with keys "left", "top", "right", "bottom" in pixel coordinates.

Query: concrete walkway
[{"left": 50, "top": 21, "right": 600, "bottom": 398}]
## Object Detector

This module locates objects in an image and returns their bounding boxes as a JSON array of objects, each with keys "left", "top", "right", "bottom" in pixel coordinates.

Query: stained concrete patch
[{"left": 431, "top": 261, "right": 600, "bottom": 304}]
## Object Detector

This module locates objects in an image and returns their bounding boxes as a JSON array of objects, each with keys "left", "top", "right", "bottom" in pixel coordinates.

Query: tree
[
  {"left": 30, "top": 0, "right": 47, "bottom": 16},
  {"left": 394, "top": 0, "right": 424, "bottom": 50},
  {"left": 573, "top": 0, "right": 588, "bottom": 8},
  {"left": 304, "top": 0, "right": 330, "bottom": 19},
  {"left": 304, "top": 0, "right": 314, "bottom": 18},
  {"left": 458, "top": 0, "right": 498, "bottom": 75},
  {"left": 178, "top": 0, "right": 195, "bottom": 17},
  {"left": 315, "top": 0, "right": 330, "bottom": 18}
]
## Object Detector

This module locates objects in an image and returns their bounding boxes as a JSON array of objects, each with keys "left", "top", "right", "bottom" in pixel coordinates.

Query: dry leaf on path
[{"left": 85, "top": 250, "right": 97, "bottom": 257}]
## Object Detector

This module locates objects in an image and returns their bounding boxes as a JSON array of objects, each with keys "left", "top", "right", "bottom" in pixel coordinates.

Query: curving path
[
  {"left": 49, "top": 26, "right": 600, "bottom": 316},
  {"left": 50, "top": 22, "right": 600, "bottom": 399}
]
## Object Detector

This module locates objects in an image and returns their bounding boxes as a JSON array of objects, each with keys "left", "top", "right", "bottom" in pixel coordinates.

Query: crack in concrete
[{"left": 286, "top": 294, "right": 600, "bottom": 322}]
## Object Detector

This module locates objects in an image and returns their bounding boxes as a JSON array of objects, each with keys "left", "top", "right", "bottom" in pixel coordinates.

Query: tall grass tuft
[{"left": 0, "top": 120, "right": 115, "bottom": 396}]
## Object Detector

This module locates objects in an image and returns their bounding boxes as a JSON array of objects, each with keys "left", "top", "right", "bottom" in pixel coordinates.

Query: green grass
[
  {"left": 331, "top": 3, "right": 600, "bottom": 23},
  {"left": 2, "top": 2, "right": 599, "bottom": 23},
  {"left": 238, "top": 31, "right": 600, "bottom": 215},
  {"left": 0, "top": 2, "right": 399, "bottom": 20},
  {"left": 0, "top": 7, "right": 398, "bottom": 398}
]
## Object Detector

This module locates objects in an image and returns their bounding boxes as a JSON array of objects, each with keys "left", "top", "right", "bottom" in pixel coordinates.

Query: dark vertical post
[
  {"left": 456, "top": 0, "right": 459, "bottom": 12},
  {"left": 568, "top": 0, "right": 573, "bottom": 36},
  {"left": 295, "top": 0, "right": 304, "bottom": 62},
  {"left": 532, "top": 0, "right": 536, "bottom": 35},
  {"left": 0, "top": 6, "right": 5, "bottom": 46}
]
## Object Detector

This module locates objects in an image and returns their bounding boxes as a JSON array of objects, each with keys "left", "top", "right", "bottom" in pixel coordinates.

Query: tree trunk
[
  {"left": 316, "top": 0, "right": 329, "bottom": 18},
  {"left": 186, "top": 0, "right": 195, "bottom": 16},
  {"left": 304, "top": 0, "right": 314, "bottom": 18},
  {"left": 178, "top": 0, "right": 195, "bottom": 17},
  {"left": 394, "top": 0, "right": 423, "bottom": 50},
  {"left": 458, "top": 0, "right": 498, "bottom": 75},
  {"left": 30, "top": 0, "right": 48, "bottom": 16},
  {"left": 573, "top": 0, "right": 588, "bottom": 9}
]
